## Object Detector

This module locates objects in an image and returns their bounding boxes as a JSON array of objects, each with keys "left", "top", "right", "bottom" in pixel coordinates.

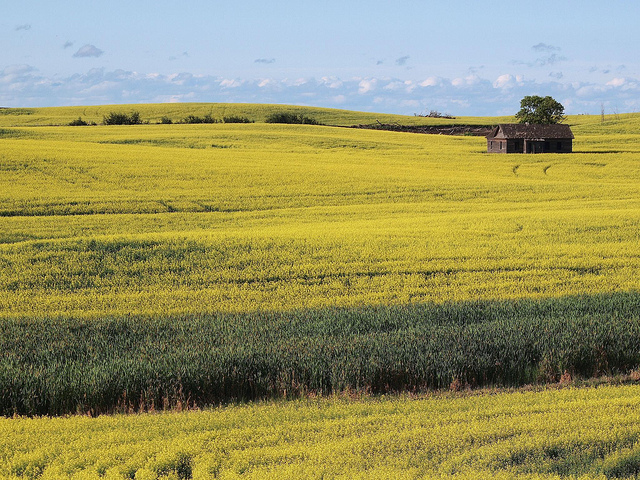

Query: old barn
[{"left": 486, "top": 124, "right": 574, "bottom": 154}]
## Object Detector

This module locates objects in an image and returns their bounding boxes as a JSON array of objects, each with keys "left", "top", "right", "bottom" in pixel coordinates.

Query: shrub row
[
  {"left": 2, "top": 292, "right": 640, "bottom": 416},
  {"left": 68, "top": 117, "right": 97, "bottom": 126},
  {"left": 179, "top": 115, "right": 255, "bottom": 124},
  {"left": 68, "top": 111, "right": 319, "bottom": 126},
  {"left": 68, "top": 111, "right": 144, "bottom": 126},
  {"left": 265, "top": 112, "right": 321, "bottom": 124},
  {"left": 103, "top": 111, "right": 143, "bottom": 125}
]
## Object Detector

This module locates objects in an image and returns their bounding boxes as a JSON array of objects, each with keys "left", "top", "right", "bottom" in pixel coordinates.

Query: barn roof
[{"left": 487, "top": 124, "right": 574, "bottom": 140}]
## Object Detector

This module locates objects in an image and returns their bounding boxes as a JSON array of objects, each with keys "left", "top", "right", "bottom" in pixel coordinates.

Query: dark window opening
[{"left": 544, "top": 141, "right": 550, "bottom": 152}]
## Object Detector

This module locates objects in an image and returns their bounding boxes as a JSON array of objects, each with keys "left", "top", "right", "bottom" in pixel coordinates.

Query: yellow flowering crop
[
  {"left": 3, "top": 105, "right": 640, "bottom": 478},
  {"left": 1, "top": 114, "right": 640, "bottom": 317},
  {"left": 2, "top": 385, "right": 640, "bottom": 479}
]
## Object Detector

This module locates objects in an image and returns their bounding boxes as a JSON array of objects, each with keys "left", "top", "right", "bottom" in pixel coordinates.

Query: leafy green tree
[{"left": 515, "top": 96, "right": 566, "bottom": 124}]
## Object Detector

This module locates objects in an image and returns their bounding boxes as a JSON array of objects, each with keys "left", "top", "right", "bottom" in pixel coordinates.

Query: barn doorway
[{"left": 527, "top": 142, "right": 544, "bottom": 154}]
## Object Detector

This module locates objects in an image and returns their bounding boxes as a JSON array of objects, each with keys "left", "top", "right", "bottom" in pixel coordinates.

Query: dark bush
[
  {"left": 182, "top": 114, "right": 218, "bottom": 124},
  {"left": 223, "top": 115, "right": 253, "bottom": 124},
  {"left": 103, "top": 111, "right": 142, "bottom": 125},
  {"left": 265, "top": 112, "right": 321, "bottom": 125},
  {"left": 68, "top": 117, "right": 91, "bottom": 126},
  {"left": 159, "top": 116, "right": 173, "bottom": 124}
]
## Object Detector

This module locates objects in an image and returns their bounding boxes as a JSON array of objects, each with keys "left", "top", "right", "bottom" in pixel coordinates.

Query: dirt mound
[{"left": 349, "top": 123, "right": 493, "bottom": 136}]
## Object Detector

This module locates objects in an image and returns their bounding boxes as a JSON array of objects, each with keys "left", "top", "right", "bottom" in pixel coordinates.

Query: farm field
[
  {"left": 2, "top": 108, "right": 640, "bottom": 320},
  {"left": 0, "top": 103, "right": 514, "bottom": 127},
  {"left": 2, "top": 104, "right": 640, "bottom": 478},
  {"left": 4, "top": 385, "right": 640, "bottom": 479}
]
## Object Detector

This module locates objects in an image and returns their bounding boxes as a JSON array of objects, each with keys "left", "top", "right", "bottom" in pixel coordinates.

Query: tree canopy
[{"left": 515, "top": 96, "right": 566, "bottom": 124}]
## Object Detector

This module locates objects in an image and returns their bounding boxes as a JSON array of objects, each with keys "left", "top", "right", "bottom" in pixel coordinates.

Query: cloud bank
[{"left": 1, "top": 64, "right": 638, "bottom": 116}]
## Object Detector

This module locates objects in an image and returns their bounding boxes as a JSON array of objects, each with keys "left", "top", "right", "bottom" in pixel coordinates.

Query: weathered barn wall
[{"left": 486, "top": 124, "right": 573, "bottom": 153}]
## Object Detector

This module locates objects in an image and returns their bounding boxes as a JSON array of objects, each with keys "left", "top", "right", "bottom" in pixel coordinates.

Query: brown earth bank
[{"left": 347, "top": 122, "right": 494, "bottom": 136}]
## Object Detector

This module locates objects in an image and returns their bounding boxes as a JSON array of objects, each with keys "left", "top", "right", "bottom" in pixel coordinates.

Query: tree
[{"left": 515, "top": 96, "right": 566, "bottom": 124}]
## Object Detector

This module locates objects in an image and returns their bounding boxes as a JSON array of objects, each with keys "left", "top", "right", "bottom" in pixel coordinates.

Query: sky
[{"left": 1, "top": 1, "right": 639, "bottom": 116}]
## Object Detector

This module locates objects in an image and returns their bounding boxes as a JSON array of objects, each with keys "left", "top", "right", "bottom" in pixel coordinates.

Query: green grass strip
[{"left": 1, "top": 292, "right": 639, "bottom": 416}]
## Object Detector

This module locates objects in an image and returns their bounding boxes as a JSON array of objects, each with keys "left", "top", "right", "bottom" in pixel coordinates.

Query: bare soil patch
[{"left": 348, "top": 122, "right": 493, "bottom": 136}]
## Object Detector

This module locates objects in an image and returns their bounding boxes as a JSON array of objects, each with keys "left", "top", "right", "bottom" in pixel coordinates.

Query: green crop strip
[{"left": 1, "top": 292, "right": 639, "bottom": 416}]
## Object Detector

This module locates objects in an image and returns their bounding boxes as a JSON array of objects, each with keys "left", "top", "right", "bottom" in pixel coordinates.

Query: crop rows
[
  {"left": 2, "top": 121, "right": 639, "bottom": 318},
  {"left": 2, "top": 197, "right": 640, "bottom": 317},
  {"left": 1, "top": 292, "right": 639, "bottom": 416},
  {"left": 0, "top": 111, "right": 639, "bottom": 418},
  {"left": 4, "top": 384, "right": 640, "bottom": 479},
  {"left": 2, "top": 106, "right": 640, "bottom": 477}
]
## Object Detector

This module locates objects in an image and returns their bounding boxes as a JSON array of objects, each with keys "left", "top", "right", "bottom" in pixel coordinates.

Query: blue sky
[{"left": 1, "top": 1, "right": 639, "bottom": 115}]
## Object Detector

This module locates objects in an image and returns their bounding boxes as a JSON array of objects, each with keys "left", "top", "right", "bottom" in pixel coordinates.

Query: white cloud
[
  {"left": 575, "top": 85, "right": 595, "bottom": 97},
  {"left": 493, "top": 74, "right": 512, "bottom": 88},
  {"left": 358, "top": 78, "right": 377, "bottom": 94},
  {"left": 606, "top": 77, "right": 626, "bottom": 87},
  {"left": 452, "top": 75, "right": 481, "bottom": 87},
  {"left": 419, "top": 77, "right": 441, "bottom": 87},
  {"left": 320, "top": 76, "right": 343, "bottom": 89},
  {"left": 1, "top": 65, "right": 639, "bottom": 116},
  {"left": 79, "top": 81, "right": 119, "bottom": 95},
  {"left": 155, "top": 93, "right": 197, "bottom": 103},
  {"left": 464, "top": 75, "right": 481, "bottom": 85},
  {"left": 73, "top": 45, "right": 104, "bottom": 58},
  {"left": 383, "top": 81, "right": 404, "bottom": 91},
  {"left": 258, "top": 78, "right": 275, "bottom": 88},
  {"left": 382, "top": 80, "right": 416, "bottom": 93},
  {"left": 0, "top": 64, "right": 36, "bottom": 80},
  {"left": 219, "top": 79, "right": 242, "bottom": 88},
  {"left": 493, "top": 74, "right": 524, "bottom": 89}
]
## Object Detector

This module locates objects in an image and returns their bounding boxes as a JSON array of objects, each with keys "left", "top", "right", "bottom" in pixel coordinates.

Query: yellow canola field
[
  {"left": 0, "top": 103, "right": 514, "bottom": 127},
  {"left": 3, "top": 385, "right": 640, "bottom": 479},
  {"left": 1, "top": 119, "right": 640, "bottom": 317},
  {"left": 3, "top": 108, "right": 640, "bottom": 479}
]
